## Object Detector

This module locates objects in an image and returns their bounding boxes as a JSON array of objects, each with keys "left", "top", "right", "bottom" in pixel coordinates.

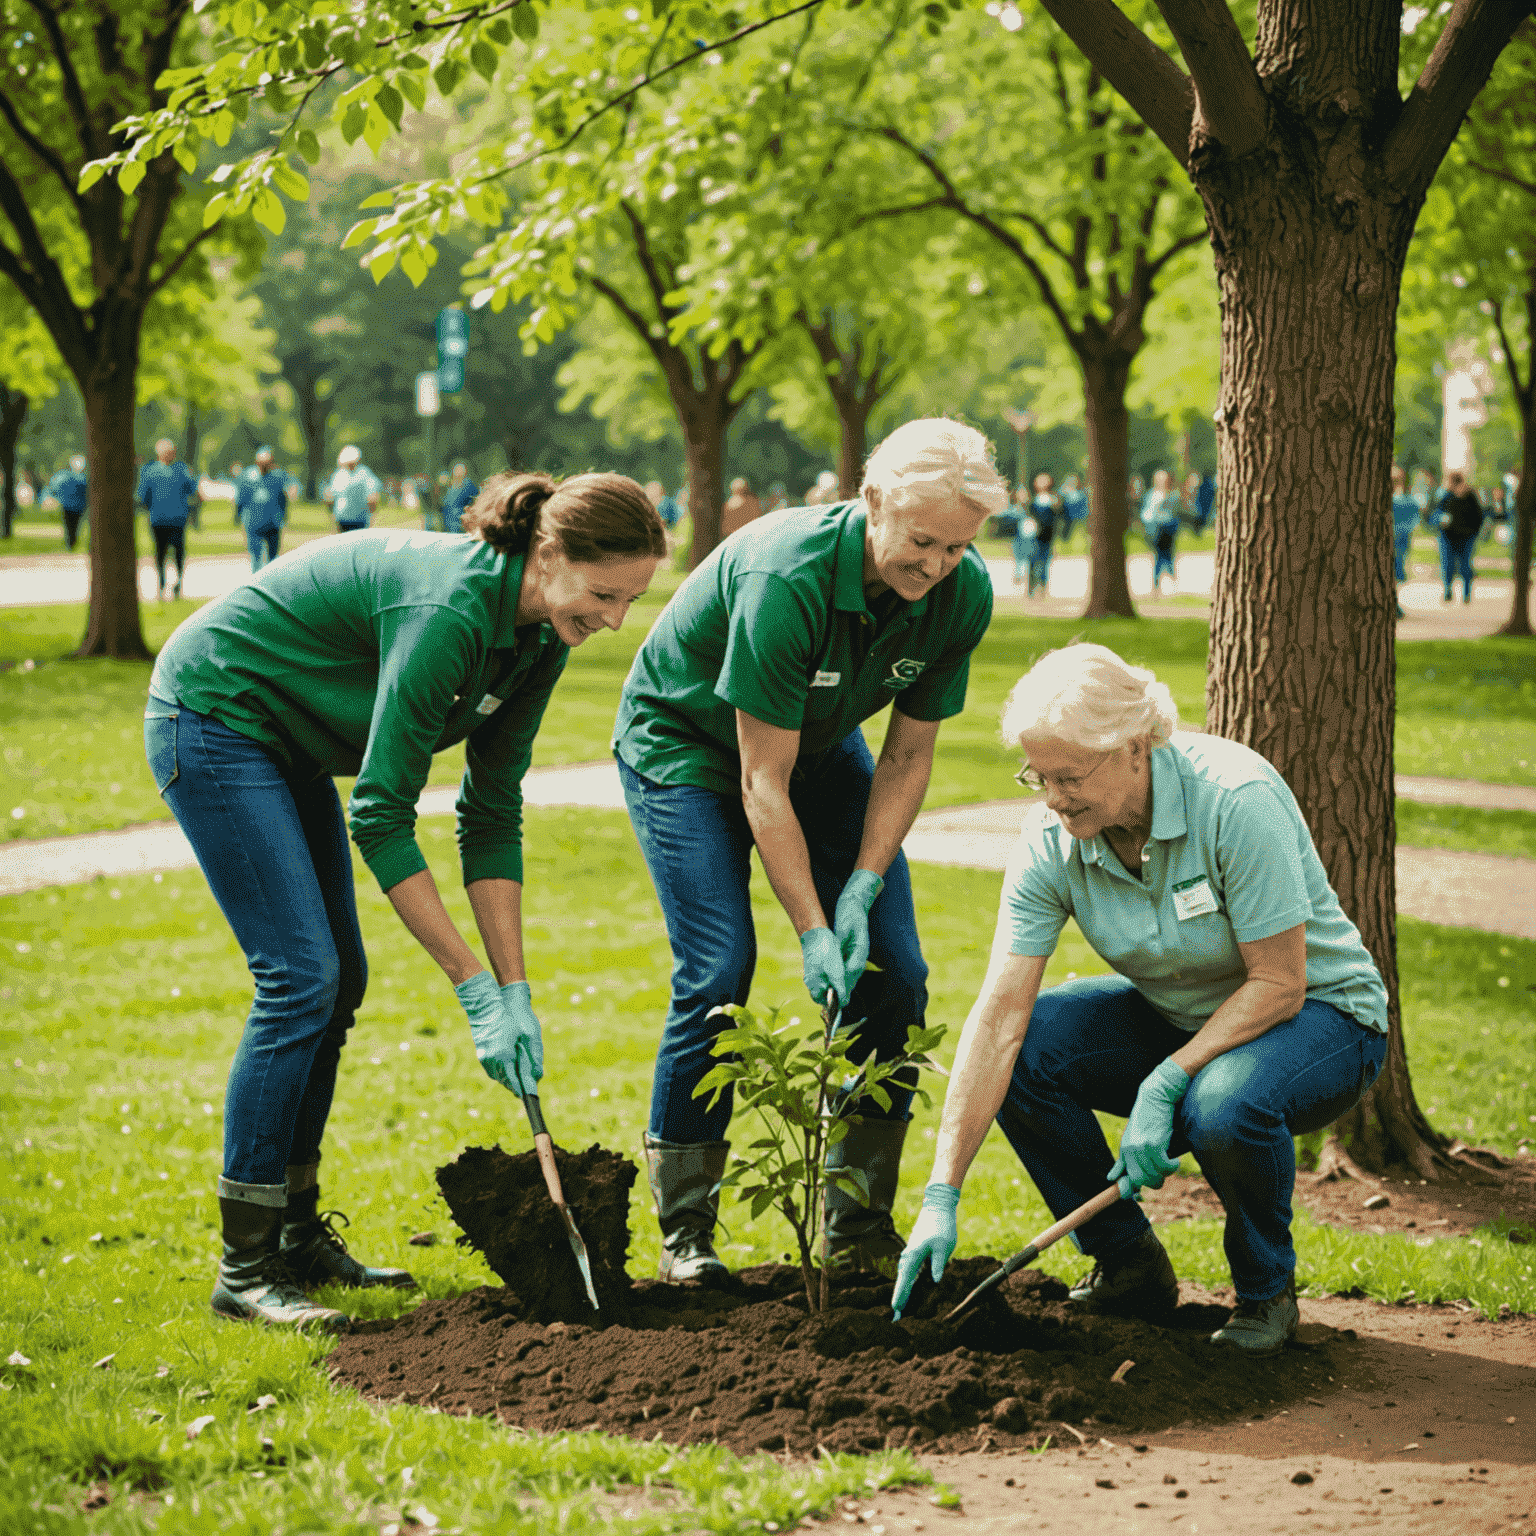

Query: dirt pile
[{"left": 326, "top": 1144, "right": 1355, "bottom": 1455}]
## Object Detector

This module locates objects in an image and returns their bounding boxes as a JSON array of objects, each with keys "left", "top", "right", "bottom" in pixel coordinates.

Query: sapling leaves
[{"left": 695, "top": 1000, "right": 946, "bottom": 1311}]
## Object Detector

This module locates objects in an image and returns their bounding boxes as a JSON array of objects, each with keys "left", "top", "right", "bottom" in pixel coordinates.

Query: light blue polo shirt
[{"left": 1002, "top": 731, "right": 1388, "bottom": 1033}]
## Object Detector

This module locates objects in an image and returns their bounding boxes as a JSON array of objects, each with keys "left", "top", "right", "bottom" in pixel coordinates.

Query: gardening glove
[
  {"left": 1108, "top": 1057, "right": 1189, "bottom": 1197},
  {"left": 833, "top": 869, "right": 884, "bottom": 998},
  {"left": 800, "top": 926, "right": 849, "bottom": 1010},
  {"left": 456, "top": 971, "right": 543, "bottom": 1096},
  {"left": 890, "top": 1182, "right": 960, "bottom": 1321}
]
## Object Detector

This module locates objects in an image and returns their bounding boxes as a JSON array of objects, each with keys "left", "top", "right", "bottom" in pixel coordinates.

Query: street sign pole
[{"left": 415, "top": 370, "right": 441, "bottom": 529}]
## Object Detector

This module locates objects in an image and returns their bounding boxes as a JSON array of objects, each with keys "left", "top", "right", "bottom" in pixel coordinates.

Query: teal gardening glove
[
  {"left": 456, "top": 970, "right": 544, "bottom": 1095},
  {"left": 833, "top": 869, "right": 884, "bottom": 1000},
  {"left": 800, "top": 926, "right": 848, "bottom": 1010},
  {"left": 890, "top": 1182, "right": 960, "bottom": 1320},
  {"left": 1108, "top": 1057, "right": 1190, "bottom": 1197}
]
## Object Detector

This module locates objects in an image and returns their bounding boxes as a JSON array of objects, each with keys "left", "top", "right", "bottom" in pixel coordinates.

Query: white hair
[
  {"left": 1000, "top": 643, "right": 1179, "bottom": 752},
  {"left": 861, "top": 418, "right": 1008, "bottom": 520},
  {"left": 337, "top": 444, "right": 361, "bottom": 465}
]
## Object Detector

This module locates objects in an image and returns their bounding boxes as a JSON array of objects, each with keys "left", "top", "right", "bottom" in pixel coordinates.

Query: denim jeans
[
  {"left": 1010, "top": 532, "right": 1032, "bottom": 582},
  {"left": 995, "top": 974, "right": 1386, "bottom": 1300},
  {"left": 246, "top": 525, "right": 281, "bottom": 571},
  {"left": 1028, "top": 542, "right": 1052, "bottom": 596},
  {"left": 152, "top": 525, "right": 185, "bottom": 591},
  {"left": 144, "top": 702, "right": 367, "bottom": 1187},
  {"left": 1151, "top": 537, "right": 1176, "bottom": 589},
  {"left": 619, "top": 730, "right": 929, "bottom": 1143},
  {"left": 1439, "top": 532, "right": 1475, "bottom": 600},
  {"left": 1393, "top": 529, "right": 1413, "bottom": 584}
]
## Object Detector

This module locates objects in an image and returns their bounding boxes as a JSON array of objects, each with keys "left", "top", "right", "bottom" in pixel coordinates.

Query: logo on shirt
[
  {"left": 810, "top": 670, "right": 841, "bottom": 688},
  {"left": 883, "top": 657, "right": 926, "bottom": 689}
]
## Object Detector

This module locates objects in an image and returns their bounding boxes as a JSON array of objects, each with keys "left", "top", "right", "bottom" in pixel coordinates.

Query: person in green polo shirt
[
  {"left": 890, "top": 643, "right": 1389, "bottom": 1356},
  {"left": 614, "top": 418, "right": 1007, "bottom": 1283},
  {"left": 145, "top": 473, "right": 665, "bottom": 1331}
]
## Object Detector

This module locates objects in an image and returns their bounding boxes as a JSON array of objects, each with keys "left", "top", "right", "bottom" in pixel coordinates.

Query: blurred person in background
[
  {"left": 228, "top": 460, "right": 248, "bottom": 525},
  {"left": 45, "top": 454, "right": 89, "bottom": 550},
  {"left": 1008, "top": 486, "right": 1034, "bottom": 587},
  {"left": 238, "top": 446, "right": 288, "bottom": 573},
  {"left": 805, "top": 469, "right": 841, "bottom": 506},
  {"left": 326, "top": 445, "right": 381, "bottom": 533},
  {"left": 1139, "top": 470, "right": 1181, "bottom": 597},
  {"left": 136, "top": 437, "right": 200, "bottom": 601},
  {"left": 644, "top": 479, "right": 682, "bottom": 530},
  {"left": 441, "top": 462, "right": 479, "bottom": 534},
  {"left": 1390, "top": 465, "right": 1421, "bottom": 619},
  {"left": 721, "top": 475, "right": 762, "bottom": 539},
  {"left": 1059, "top": 472, "right": 1089, "bottom": 546},
  {"left": 1025, "top": 472, "right": 1060, "bottom": 597},
  {"left": 1435, "top": 470, "right": 1484, "bottom": 604},
  {"left": 764, "top": 481, "right": 790, "bottom": 516}
]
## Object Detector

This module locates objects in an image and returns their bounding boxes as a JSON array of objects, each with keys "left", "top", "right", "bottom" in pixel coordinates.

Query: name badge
[
  {"left": 811, "top": 670, "right": 841, "bottom": 688},
  {"left": 475, "top": 694, "right": 503, "bottom": 716},
  {"left": 1171, "top": 875, "right": 1219, "bottom": 920}
]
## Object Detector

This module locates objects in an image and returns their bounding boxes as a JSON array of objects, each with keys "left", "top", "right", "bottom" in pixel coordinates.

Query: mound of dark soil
[{"left": 327, "top": 1144, "right": 1354, "bottom": 1455}]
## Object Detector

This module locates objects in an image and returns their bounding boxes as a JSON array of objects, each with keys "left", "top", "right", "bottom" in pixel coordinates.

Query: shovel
[
  {"left": 943, "top": 1182, "right": 1125, "bottom": 1321},
  {"left": 520, "top": 1092, "right": 599, "bottom": 1312}
]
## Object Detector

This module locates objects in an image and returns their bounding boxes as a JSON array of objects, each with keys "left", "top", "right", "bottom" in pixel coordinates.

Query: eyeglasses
[{"left": 1014, "top": 750, "right": 1113, "bottom": 795}]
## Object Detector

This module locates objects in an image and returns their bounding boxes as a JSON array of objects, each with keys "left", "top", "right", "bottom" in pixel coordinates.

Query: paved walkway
[{"left": 5, "top": 761, "right": 1532, "bottom": 939}]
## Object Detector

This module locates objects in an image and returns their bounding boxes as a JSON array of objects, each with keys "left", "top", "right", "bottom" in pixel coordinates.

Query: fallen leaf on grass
[
  {"left": 187, "top": 1415, "right": 216, "bottom": 1440},
  {"left": 92, "top": 1353, "right": 115, "bottom": 1370},
  {"left": 1109, "top": 1360, "right": 1135, "bottom": 1385},
  {"left": 80, "top": 1483, "right": 111, "bottom": 1512},
  {"left": 8, "top": 1352, "right": 31, "bottom": 1367},
  {"left": 248, "top": 1394, "right": 278, "bottom": 1414}
]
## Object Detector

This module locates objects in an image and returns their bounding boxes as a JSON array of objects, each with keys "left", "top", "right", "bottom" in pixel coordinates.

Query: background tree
[
  {"left": 0, "top": 0, "right": 272, "bottom": 658},
  {"left": 0, "top": 294, "right": 65, "bottom": 537},
  {"left": 1036, "top": 0, "right": 1531, "bottom": 1180}
]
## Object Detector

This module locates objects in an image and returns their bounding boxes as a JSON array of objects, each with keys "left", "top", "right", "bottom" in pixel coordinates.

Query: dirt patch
[
  {"left": 1143, "top": 1165, "right": 1536, "bottom": 1242},
  {"left": 433, "top": 1143, "right": 636, "bottom": 1324},
  {"left": 329, "top": 1143, "right": 1367, "bottom": 1456}
]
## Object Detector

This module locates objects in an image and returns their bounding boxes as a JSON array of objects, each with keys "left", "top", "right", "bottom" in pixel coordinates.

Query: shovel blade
[{"left": 558, "top": 1203, "right": 600, "bottom": 1311}]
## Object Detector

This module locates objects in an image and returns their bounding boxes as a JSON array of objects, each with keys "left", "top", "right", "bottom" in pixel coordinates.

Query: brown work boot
[{"left": 1067, "top": 1230, "right": 1179, "bottom": 1321}]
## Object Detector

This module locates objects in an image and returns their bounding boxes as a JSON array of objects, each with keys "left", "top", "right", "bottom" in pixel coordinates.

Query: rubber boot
[
  {"left": 644, "top": 1133, "right": 729, "bottom": 1283},
  {"left": 1210, "top": 1275, "right": 1299, "bottom": 1357},
  {"left": 280, "top": 1176, "right": 416, "bottom": 1291},
  {"left": 211, "top": 1190, "right": 349, "bottom": 1331},
  {"left": 822, "top": 1116, "right": 908, "bottom": 1276}
]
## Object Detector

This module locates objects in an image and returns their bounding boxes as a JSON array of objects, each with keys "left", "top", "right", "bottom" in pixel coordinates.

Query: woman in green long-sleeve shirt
[{"left": 145, "top": 472, "right": 664, "bottom": 1330}]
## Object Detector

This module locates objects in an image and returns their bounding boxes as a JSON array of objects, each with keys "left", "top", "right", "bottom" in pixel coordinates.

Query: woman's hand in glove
[
  {"left": 1108, "top": 1057, "right": 1189, "bottom": 1196},
  {"left": 800, "top": 927, "right": 848, "bottom": 1010},
  {"left": 833, "top": 869, "right": 883, "bottom": 998},
  {"left": 890, "top": 1182, "right": 961, "bottom": 1320},
  {"left": 456, "top": 970, "right": 544, "bottom": 1095}
]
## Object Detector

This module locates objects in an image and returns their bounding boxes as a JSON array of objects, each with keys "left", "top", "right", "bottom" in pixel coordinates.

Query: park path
[{"left": 4, "top": 759, "right": 1533, "bottom": 939}]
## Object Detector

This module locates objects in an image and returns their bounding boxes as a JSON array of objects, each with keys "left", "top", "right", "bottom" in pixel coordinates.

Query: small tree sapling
[{"left": 694, "top": 1001, "right": 947, "bottom": 1313}]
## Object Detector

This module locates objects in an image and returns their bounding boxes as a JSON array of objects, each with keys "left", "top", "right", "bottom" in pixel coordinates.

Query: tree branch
[
  {"left": 853, "top": 195, "right": 953, "bottom": 225},
  {"left": 587, "top": 272, "right": 681, "bottom": 384},
  {"left": 0, "top": 167, "right": 89, "bottom": 373},
  {"left": 1464, "top": 156, "right": 1536, "bottom": 199},
  {"left": 875, "top": 125, "right": 1079, "bottom": 345},
  {"left": 0, "top": 84, "right": 84, "bottom": 212},
  {"left": 618, "top": 200, "right": 676, "bottom": 325},
  {"left": 1034, "top": 0, "right": 1194, "bottom": 170},
  {"left": 1491, "top": 298, "right": 1532, "bottom": 414},
  {"left": 25, "top": 0, "right": 100, "bottom": 161},
  {"left": 145, "top": 221, "right": 220, "bottom": 300},
  {"left": 1145, "top": 226, "right": 1209, "bottom": 282},
  {"left": 1381, "top": 0, "right": 1534, "bottom": 201},
  {"left": 1151, "top": 0, "right": 1267, "bottom": 158}
]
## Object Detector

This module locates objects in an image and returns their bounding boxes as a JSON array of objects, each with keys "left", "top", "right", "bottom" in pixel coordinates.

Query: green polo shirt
[
  {"left": 1001, "top": 731, "right": 1388, "bottom": 1033},
  {"left": 614, "top": 502, "right": 994, "bottom": 793},
  {"left": 149, "top": 529, "right": 567, "bottom": 893}
]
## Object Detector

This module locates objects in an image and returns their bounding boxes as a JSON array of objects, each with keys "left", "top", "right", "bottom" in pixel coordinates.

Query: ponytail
[{"left": 464, "top": 470, "right": 665, "bottom": 563}]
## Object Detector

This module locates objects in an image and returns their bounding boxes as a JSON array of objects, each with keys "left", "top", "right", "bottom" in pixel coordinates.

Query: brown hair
[{"left": 462, "top": 471, "right": 666, "bottom": 562}]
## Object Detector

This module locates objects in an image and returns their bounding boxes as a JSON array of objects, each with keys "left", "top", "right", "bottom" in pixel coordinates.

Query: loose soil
[{"left": 329, "top": 1144, "right": 1380, "bottom": 1457}]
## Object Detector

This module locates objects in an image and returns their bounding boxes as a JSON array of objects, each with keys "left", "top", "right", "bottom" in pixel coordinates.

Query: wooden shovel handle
[{"left": 522, "top": 1093, "right": 566, "bottom": 1207}]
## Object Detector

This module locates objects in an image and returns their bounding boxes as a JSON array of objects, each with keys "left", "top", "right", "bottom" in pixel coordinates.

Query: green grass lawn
[
  {"left": 4, "top": 809, "right": 1533, "bottom": 1526},
  {"left": 6, "top": 596, "right": 1534, "bottom": 845}
]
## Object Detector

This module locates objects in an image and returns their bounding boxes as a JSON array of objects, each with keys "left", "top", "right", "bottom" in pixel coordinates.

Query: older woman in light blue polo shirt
[{"left": 891, "top": 643, "right": 1388, "bottom": 1356}]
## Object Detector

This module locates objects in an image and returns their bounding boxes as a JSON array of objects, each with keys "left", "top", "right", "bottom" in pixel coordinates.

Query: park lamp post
[
  {"left": 1003, "top": 406, "right": 1036, "bottom": 493},
  {"left": 415, "top": 369, "right": 440, "bottom": 525}
]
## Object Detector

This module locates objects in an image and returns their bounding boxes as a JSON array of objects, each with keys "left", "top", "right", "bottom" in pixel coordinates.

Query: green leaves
[{"left": 695, "top": 1001, "right": 947, "bottom": 1310}]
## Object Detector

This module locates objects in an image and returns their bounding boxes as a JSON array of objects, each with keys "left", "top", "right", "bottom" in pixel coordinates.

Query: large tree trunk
[
  {"left": 1500, "top": 418, "right": 1535, "bottom": 637},
  {"left": 75, "top": 367, "right": 151, "bottom": 660},
  {"left": 1081, "top": 355, "right": 1137, "bottom": 619},
  {"left": 284, "top": 366, "right": 329, "bottom": 500},
  {"left": 0, "top": 385, "right": 27, "bottom": 540},
  {"left": 682, "top": 401, "right": 728, "bottom": 568},
  {"left": 837, "top": 401, "right": 872, "bottom": 501},
  {"left": 1202, "top": 168, "right": 1453, "bottom": 1176},
  {"left": 184, "top": 401, "right": 200, "bottom": 475}
]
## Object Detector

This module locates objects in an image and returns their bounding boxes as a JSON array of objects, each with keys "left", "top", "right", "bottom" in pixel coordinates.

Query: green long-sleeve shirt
[{"left": 150, "top": 529, "right": 567, "bottom": 892}]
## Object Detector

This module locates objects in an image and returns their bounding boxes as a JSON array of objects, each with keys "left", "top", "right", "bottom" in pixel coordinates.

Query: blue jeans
[
  {"left": 1028, "top": 541, "right": 1052, "bottom": 596},
  {"left": 144, "top": 703, "right": 367, "bottom": 1189},
  {"left": 995, "top": 974, "right": 1385, "bottom": 1300},
  {"left": 1151, "top": 536, "right": 1176, "bottom": 588},
  {"left": 246, "top": 525, "right": 280, "bottom": 571},
  {"left": 619, "top": 731, "right": 929, "bottom": 1143},
  {"left": 1011, "top": 532, "right": 1033, "bottom": 582},
  {"left": 1393, "top": 529, "right": 1413, "bottom": 584},
  {"left": 1439, "top": 532, "right": 1474, "bottom": 600}
]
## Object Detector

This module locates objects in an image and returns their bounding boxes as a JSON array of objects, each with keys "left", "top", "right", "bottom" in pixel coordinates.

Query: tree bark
[
  {"left": 283, "top": 367, "right": 330, "bottom": 502},
  {"left": 1080, "top": 353, "right": 1137, "bottom": 619},
  {"left": 183, "top": 401, "right": 200, "bottom": 475},
  {"left": 75, "top": 365, "right": 150, "bottom": 661},
  {"left": 0, "top": 385, "right": 27, "bottom": 540},
  {"left": 1495, "top": 283, "right": 1534, "bottom": 638},
  {"left": 1201, "top": 142, "right": 1444, "bottom": 1176},
  {"left": 837, "top": 402, "right": 873, "bottom": 500},
  {"left": 681, "top": 396, "right": 729, "bottom": 567}
]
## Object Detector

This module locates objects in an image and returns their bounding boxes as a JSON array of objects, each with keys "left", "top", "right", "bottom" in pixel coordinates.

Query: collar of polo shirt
[{"left": 1075, "top": 746, "right": 1188, "bottom": 866}]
